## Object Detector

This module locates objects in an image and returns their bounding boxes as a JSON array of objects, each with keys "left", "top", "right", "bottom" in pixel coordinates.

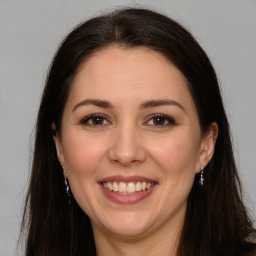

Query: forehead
[{"left": 66, "top": 45, "right": 195, "bottom": 112}]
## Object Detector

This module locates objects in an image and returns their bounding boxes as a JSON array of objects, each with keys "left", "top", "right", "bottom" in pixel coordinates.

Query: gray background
[{"left": 0, "top": 0, "right": 255, "bottom": 255}]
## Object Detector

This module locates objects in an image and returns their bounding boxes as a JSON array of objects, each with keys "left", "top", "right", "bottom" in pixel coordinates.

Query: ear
[
  {"left": 196, "top": 122, "right": 218, "bottom": 173},
  {"left": 52, "top": 123, "right": 66, "bottom": 169}
]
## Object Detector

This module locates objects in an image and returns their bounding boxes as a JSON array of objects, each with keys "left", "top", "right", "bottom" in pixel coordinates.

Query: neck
[{"left": 92, "top": 213, "right": 184, "bottom": 256}]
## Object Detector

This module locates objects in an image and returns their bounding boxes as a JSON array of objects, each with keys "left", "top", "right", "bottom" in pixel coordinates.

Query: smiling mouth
[{"left": 102, "top": 181, "right": 156, "bottom": 194}]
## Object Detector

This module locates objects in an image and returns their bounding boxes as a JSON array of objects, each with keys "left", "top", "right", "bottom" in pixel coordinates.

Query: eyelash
[
  {"left": 145, "top": 114, "right": 176, "bottom": 127},
  {"left": 80, "top": 114, "right": 110, "bottom": 126},
  {"left": 80, "top": 113, "right": 175, "bottom": 127}
]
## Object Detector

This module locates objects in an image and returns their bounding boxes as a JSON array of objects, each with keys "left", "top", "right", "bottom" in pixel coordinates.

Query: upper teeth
[{"left": 102, "top": 181, "right": 155, "bottom": 194}]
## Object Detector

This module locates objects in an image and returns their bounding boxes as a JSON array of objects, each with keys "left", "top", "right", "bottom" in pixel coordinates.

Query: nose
[{"left": 108, "top": 124, "right": 146, "bottom": 167}]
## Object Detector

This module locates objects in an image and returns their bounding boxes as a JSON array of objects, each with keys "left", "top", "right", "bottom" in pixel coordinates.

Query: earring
[
  {"left": 199, "top": 166, "right": 204, "bottom": 186},
  {"left": 63, "top": 167, "right": 71, "bottom": 197}
]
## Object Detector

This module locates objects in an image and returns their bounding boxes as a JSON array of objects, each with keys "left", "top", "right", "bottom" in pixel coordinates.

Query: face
[{"left": 54, "top": 46, "right": 215, "bottom": 240}]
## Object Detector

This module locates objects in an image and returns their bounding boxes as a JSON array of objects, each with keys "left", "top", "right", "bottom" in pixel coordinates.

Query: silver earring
[
  {"left": 63, "top": 167, "right": 71, "bottom": 197},
  {"left": 199, "top": 166, "right": 204, "bottom": 186}
]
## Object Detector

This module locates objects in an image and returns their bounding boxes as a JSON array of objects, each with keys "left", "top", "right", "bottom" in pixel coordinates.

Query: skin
[{"left": 53, "top": 46, "right": 217, "bottom": 256}]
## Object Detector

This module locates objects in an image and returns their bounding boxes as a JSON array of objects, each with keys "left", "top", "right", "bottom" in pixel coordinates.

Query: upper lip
[{"left": 98, "top": 175, "right": 157, "bottom": 184}]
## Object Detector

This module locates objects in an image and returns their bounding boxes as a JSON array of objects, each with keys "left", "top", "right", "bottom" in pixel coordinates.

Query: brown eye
[
  {"left": 91, "top": 116, "right": 104, "bottom": 125},
  {"left": 146, "top": 114, "right": 175, "bottom": 127},
  {"left": 80, "top": 114, "right": 110, "bottom": 126},
  {"left": 153, "top": 116, "right": 167, "bottom": 125}
]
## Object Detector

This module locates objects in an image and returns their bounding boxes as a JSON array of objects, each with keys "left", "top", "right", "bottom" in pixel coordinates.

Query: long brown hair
[{"left": 20, "top": 7, "right": 256, "bottom": 256}]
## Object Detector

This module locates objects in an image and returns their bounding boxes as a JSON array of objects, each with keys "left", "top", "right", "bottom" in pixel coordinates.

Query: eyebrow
[
  {"left": 140, "top": 99, "right": 186, "bottom": 112},
  {"left": 72, "top": 99, "right": 113, "bottom": 112},
  {"left": 72, "top": 98, "right": 185, "bottom": 112}
]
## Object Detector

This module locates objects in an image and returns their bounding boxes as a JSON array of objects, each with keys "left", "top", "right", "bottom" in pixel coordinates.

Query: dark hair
[{"left": 20, "top": 7, "right": 256, "bottom": 256}]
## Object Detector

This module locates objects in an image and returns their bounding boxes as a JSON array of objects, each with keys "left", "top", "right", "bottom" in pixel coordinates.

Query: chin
[
  {"left": 95, "top": 211, "right": 156, "bottom": 239},
  {"left": 105, "top": 223, "right": 153, "bottom": 239}
]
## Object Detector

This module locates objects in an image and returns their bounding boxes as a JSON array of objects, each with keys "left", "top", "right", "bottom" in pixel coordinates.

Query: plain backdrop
[{"left": 0, "top": 0, "right": 255, "bottom": 255}]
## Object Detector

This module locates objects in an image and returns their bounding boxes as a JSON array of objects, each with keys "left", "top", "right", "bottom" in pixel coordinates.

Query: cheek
[
  {"left": 150, "top": 133, "right": 200, "bottom": 209},
  {"left": 62, "top": 130, "right": 107, "bottom": 177},
  {"left": 149, "top": 132, "right": 200, "bottom": 176},
  {"left": 61, "top": 131, "right": 109, "bottom": 215}
]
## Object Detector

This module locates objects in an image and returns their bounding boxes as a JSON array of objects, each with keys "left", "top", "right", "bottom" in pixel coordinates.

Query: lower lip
[{"left": 100, "top": 185, "right": 156, "bottom": 204}]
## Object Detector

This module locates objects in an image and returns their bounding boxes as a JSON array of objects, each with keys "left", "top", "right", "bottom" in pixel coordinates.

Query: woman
[{"left": 20, "top": 7, "right": 256, "bottom": 256}]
